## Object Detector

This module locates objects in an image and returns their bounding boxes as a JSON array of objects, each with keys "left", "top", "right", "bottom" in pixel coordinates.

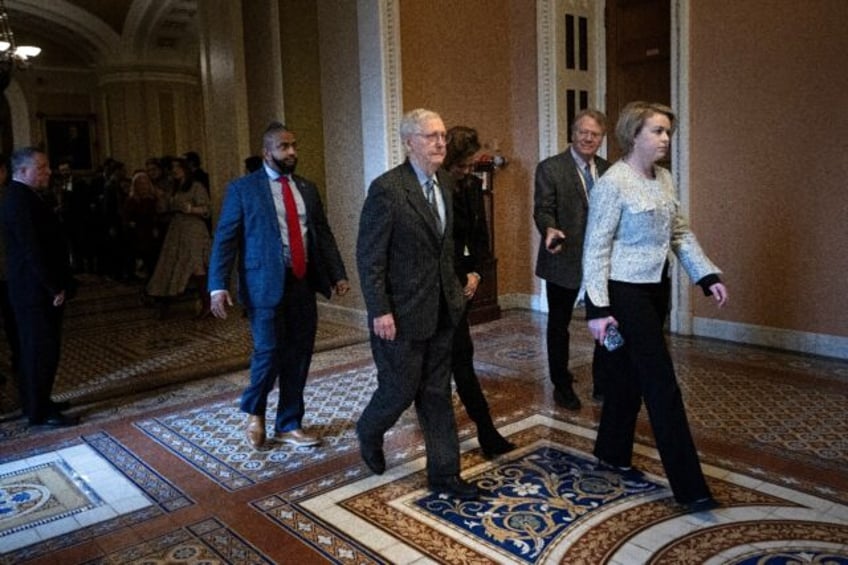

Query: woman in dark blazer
[{"left": 444, "top": 126, "right": 514, "bottom": 458}]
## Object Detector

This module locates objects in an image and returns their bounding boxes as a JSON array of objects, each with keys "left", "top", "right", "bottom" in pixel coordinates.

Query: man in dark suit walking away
[
  {"left": 534, "top": 109, "right": 611, "bottom": 410},
  {"left": 1, "top": 147, "right": 77, "bottom": 427},
  {"left": 208, "top": 122, "right": 349, "bottom": 450},
  {"left": 356, "top": 108, "right": 477, "bottom": 499}
]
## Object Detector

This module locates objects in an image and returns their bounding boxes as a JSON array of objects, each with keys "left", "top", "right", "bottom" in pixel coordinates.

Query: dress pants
[
  {"left": 241, "top": 270, "right": 317, "bottom": 433},
  {"left": 545, "top": 282, "right": 582, "bottom": 391},
  {"left": 546, "top": 281, "right": 607, "bottom": 395},
  {"left": 0, "top": 280, "right": 20, "bottom": 377},
  {"left": 451, "top": 304, "right": 491, "bottom": 425},
  {"left": 593, "top": 278, "right": 711, "bottom": 504},
  {"left": 357, "top": 314, "right": 459, "bottom": 481},
  {"left": 12, "top": 300, "right": 64, "bottom": 422}
]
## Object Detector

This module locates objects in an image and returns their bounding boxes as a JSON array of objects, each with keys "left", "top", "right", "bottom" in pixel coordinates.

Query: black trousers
[
  {"left": 451, "top": 304, "right": 492, "bottom": 426},
  {"left": 593, "top": 278, "right": 711, "bottom": 504},
  {"left": 12, "top": 300, "right": 64, "bottom": 422},
  {"left": 357, "top": 307, "right": 459, "bottom": 481},
  {"left": 545, "top": 282, "right": 606, "bottom": 394},
  {"left": 0, "top": 280, "right": 20, "bottom": 377}
]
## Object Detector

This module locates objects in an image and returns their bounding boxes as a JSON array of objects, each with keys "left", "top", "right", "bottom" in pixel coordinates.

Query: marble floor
[{"left": 0, "top": 286, "right": 846, "bottom": 564}]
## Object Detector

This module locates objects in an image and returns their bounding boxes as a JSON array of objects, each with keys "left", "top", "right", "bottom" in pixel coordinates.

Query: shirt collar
[
  {"left": 570, "top": 146, "right": 594, "bottom": 169},
  {"left": 263, "top": 163, "right": 290, "bottom": 182},
  {"left": 409, "top": 161, "right": 437, "bottom": 187}
]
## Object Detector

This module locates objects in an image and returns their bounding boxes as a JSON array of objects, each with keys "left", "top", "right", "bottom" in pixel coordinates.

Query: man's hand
[
  {"left": 211, "top": 291, "right": 233, "bottom": 319},
  {"left": 334, "top": 279, "right": 350, "bottom": 296},
  {"left": 372, "top": 313, "right": 396, "bottom": 341},
  {"left": 545, "top": 228, "right": 566, "bottom": 253}
]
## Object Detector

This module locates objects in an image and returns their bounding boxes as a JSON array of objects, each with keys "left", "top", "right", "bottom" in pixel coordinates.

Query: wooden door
[{"left": 605, "top": 0, "right": 671, "bottom": 161}]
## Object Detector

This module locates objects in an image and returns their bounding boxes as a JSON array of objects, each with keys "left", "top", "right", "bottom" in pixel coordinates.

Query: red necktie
[{"left": 279, "top": 177, "right": 306, "bottom": 279}]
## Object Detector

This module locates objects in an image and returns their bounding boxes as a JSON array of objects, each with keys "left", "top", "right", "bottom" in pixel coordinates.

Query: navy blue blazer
[{"left": 208, "top": 169, "right": 347, "bottom": 308}]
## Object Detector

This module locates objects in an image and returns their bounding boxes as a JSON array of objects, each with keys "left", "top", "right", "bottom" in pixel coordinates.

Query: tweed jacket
[
  {"left": 356, "top": 160, "right": 464, "bottom": 340},
  {"left": 582, "top": 161, "right": 720, "bottom": 309},
  {"left": 534, "top": 146, "right": 611, "bottom": 289}
]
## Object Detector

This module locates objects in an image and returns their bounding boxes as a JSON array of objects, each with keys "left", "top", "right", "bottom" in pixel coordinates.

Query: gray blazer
[
  {"left": 534, "top": 147, "right": 611, "bottom": 289},
  {"left": 356, "top": 160, "right": 464, "bottom": 340}
]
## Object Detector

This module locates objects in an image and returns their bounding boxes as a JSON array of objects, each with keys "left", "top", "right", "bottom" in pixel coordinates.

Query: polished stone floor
[{"left": 0, "top": 283, "right": 846, "bottom": 564}]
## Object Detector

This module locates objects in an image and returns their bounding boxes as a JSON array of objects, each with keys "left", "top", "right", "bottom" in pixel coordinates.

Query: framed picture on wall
[{"left": 42, "top": 116, "right": 95, "bottom": 171}]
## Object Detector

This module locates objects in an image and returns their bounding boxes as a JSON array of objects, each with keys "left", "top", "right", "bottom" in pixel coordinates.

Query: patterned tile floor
[{"left": 0, "top": 282, "right": 846, "bottom": 564}]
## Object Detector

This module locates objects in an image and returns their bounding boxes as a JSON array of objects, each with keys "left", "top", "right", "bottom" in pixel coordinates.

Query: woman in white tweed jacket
[{"left": 582, "top": 101, "right": 729, "bottom": 513}]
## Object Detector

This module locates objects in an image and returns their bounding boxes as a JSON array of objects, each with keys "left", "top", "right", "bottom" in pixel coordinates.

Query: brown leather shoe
[
  {"left": 273, "top": 428, "right": 320, "bottom": 447},
  {"left": 246, "top": 415, "right": 266, "bottom": 449}
]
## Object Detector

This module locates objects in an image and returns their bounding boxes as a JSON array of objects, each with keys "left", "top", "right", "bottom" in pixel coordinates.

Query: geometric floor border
[
  {"left": 251, "top": 414, "right": 848, "bottom": 564},
  {"left": 133, "top": 365, "right": 422, "bottom": 491}
]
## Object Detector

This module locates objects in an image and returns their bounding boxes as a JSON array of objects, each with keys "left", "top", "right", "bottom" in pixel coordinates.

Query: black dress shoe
[
  {"left": 359, "top": 440, "right": 386, "bottom": 475},
  {"left": 681, "top": 497, "right": 720, "bottom": 513},
  {"left": 50, "top": 399, "right": 71, "bottom": 412},
  {"left": 553, "top": 387, "right": 582, "bottom": 410},
  {"left": 429, "top": 476, "right": 480, "bottom": 499},
  {"left": 595, "top": 459, "right": 645, "bottom": 481},
  {"left": 29, "top": 412, "right": 79, "bottom": 428},
  {"left": 480, "top": 436, "right": 516, "bottom": 459}
]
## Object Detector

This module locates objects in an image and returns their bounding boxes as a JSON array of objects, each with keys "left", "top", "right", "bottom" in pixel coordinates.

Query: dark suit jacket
[
  {"left": 1, "top": 181, "right": 73, "bottom": 306},
  {"left": 452, "top": 173, "right": 491, "bottom": 286},
  {"left": 534, "top": 147, "right": 611, "bottom": 289},
  {"left": 208, "top": 169, "right": 347, "bottom": 308},
  {"left": 357, "top": 160, "right": 464, "bottom": 340}
]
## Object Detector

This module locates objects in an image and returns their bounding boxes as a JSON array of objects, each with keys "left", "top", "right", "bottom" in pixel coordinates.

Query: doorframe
[
  {"left": 669, "top": 0, "right": 692, "bottom": 334},
  {"left": 537, "top": 0, "right": 694, "bottom": 334}
]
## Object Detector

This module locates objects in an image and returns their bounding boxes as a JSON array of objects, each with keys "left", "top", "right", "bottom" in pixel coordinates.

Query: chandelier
[{"left": 0, "top": 0, "right": 41, "bottom": 91}]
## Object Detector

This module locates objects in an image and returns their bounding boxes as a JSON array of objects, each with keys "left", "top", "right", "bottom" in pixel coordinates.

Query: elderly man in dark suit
[
  {"left": 534, "top": 109, "right": 611, "bottom": 410},
  {"left": 209, "top": 121, "right": 349, "bottom": 450},
  {"left": 1, "top": 147, "right": 77, "bottom": 427},
  {"left": 356, "top": 108, "right": 477, "bottom": 499}
]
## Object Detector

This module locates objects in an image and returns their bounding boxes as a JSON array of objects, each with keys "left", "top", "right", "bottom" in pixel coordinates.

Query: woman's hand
[
  {"left": 588, "top": 316, "right": 618, "bottom": 343},
  {"left": 709, "top": 282, "right": 729, "bottom": 307},
  {"left": 463, "top": 272, "right": 480, "bottom": 298}
]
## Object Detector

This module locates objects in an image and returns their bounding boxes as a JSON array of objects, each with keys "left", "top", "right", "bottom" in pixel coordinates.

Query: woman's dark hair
[
  {"left": 444, "top": 126, "right": 481, "bottom": 171},
  {"left": 171, "top": 157, "right": 194, "bottom": 192}
]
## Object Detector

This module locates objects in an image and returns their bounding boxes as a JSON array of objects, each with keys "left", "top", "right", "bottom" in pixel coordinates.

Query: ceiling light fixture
[{"left": 0, "top": 0, "right": 41, "bottom": 92}]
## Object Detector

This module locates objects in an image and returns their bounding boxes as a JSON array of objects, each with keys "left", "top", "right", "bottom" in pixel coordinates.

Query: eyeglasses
[
  {"left": 416, "top": 132, "right": 447, "bottom": 143},
  {"left": 576, "top": 129, "right": 603, "bottom": 140}
]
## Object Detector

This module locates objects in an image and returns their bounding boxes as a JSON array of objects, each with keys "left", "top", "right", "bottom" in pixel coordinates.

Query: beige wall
[
  {"left": 400, "top": 0, "right": 848, "bottom": 346},
  {"left": 10, "top": 67, "right": 203, "bottom": 175},
  {"left": 11, "top": 69, "right": 98, "bottom": 165},
  {"left": 689, "top": 0, "right": 848, "bottom": 337},
  {"left": 280, "top": 0, "right": 327, "bottom": 199},
  {"left": 399, "top": 1, "right": 538, "bottom": 296},
  {"left": 100, "top": 77, "right": 204, "bottom": 173},
  {"left": 10, "top": 0, "right": 844, "bottom": 352}
]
